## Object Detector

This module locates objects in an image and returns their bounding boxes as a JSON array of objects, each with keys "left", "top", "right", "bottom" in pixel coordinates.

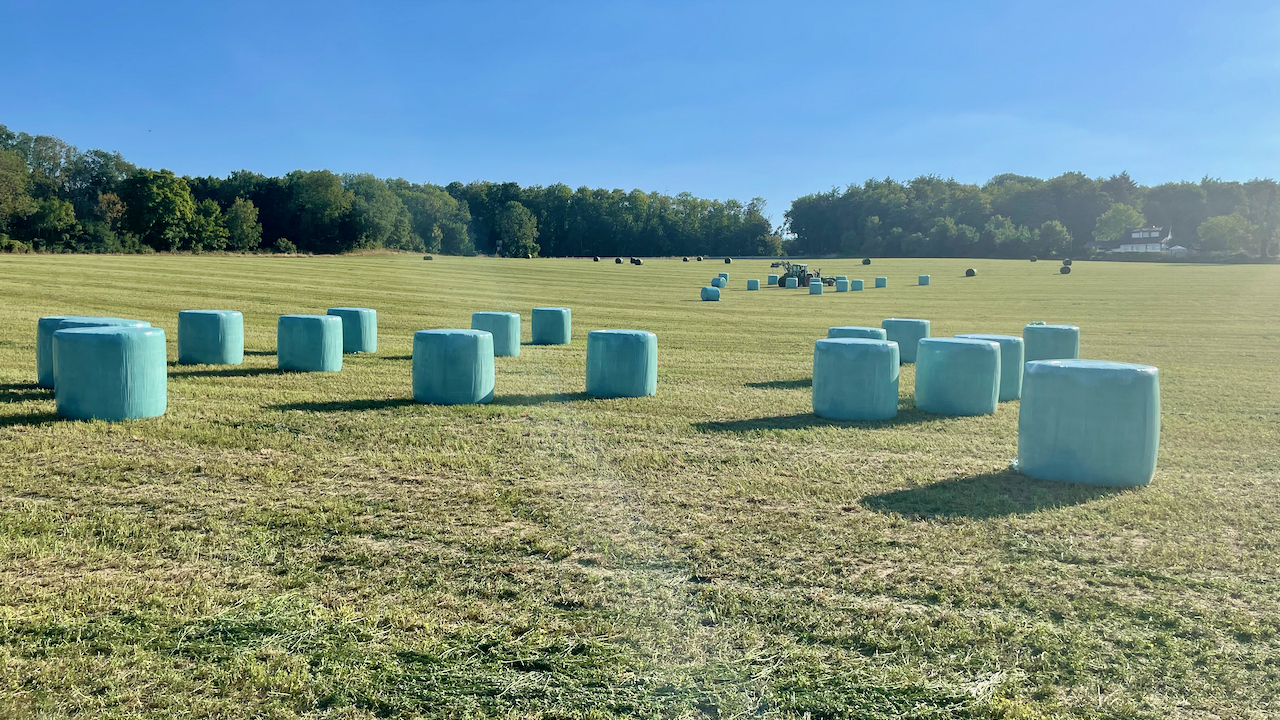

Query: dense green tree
[
  {"left": 224, "top": 197, "right": 262, "bottom": 251},
  {"left": 1093, "top": 203, "right": 1146, "bottom": 243},
  {"left": 494, "top": 201, "right": 539, "bottom": 257},
  {"left": 1100, "top": 172, "right": 1140, "bottom": 207},
  {"left": 1197, "top": 214, "right": 1254, "bottom": 253},
  {"left": 0, "top": 149, "right": 36, "bottom": 232},
  {"left": 388, "top": 179, "right": 472, "bottom": 254},
  {"left": 1143, "top": 182, "right": 1207, "bottom": 244},
  {"left": 119, "top": 169, "right": 196, "bottom": 250},
  {"left": 1037, "top": 220, "right": 1072, "bottom": 258},
  {"left": 286, "top": 170, "right": 352, "bottom": 253},
  {"left": 985, "top": 215, "right": 1037, "bottom": 258},
  {"left": 189, "top": 199, "right": 229, "bottom": 251},
  {"left": 23, "top": 198, "right": 80, "bottom": 251},
  {"left": 344, "top": 174, "right": 416, "bottom": 250}
]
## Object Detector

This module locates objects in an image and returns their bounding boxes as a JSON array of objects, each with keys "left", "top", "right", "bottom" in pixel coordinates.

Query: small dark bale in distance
[
  {"left": 1063, "top": 258, "right": 1072, "bottom": 266},
  {"left": 683, "top": 257, "right": 689, "bottom": 262},
  {"left": 1060, "top": 265, "right": 1071, "bottom": 274},
  {"left": 527, "top": 253, "right": 533, "bottom": 259},
  {"left": 1030, "top": 256, "right": 1038, "bottom": 262},
  {"left": 862, "top": 257, "right": 871, "bottom": 265},
  {"left": 634, "top": 258, "right": 644, "bottom": 265},
  {"left": 593, "top": 256, "right": 600, "bottom": 262},
  {"left": 965, "top": 268, "right": 976, "bottom": 277},
  {"left": 615, "top": 257, "right": 623, "bottom": 264},
  {"left": 724, "top": 257, "right": 732, "bottom": 264},
  {"left": 697, "top": 256, "right": 703, "bottom": 261},
  {"left": 423, "top": 255, "right": 433, "bottom": 261}
]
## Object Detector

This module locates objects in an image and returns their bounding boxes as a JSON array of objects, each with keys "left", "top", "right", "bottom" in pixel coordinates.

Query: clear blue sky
[{"left": 3, "top": 0, "right": 1277, "bottom": 223}]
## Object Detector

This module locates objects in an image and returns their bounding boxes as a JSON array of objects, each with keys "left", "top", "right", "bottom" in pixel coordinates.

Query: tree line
[
  {"left": 2, "top": 122, "right": 1276, "bottom": 259},
  {"left": 784, "top": 172, "right": 1279, "bottom": 259},
  {"left": 0, "top": 124, "right": 778, "bottom": 257}
]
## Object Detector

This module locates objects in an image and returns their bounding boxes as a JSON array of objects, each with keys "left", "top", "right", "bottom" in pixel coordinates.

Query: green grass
[{"left": 0, "top": 253, "right": 1277, "bottom": 719}]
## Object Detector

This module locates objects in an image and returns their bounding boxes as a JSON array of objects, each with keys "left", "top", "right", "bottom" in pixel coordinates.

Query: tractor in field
[{"left": 771, "top": 261, "right": 835, "bottom": 287}]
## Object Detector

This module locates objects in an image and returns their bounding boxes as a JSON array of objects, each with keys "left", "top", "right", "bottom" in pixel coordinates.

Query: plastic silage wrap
[
  {"left": 49, "top": 317, "right": 152, "bottom": 387},
  {"left": 747, "top": 279, "right": 760, "bottom": 291},
  {"left": 178, "top": 310, "right": 244, "bottom": 365},
  {"left": 875, "top": 277, "right": 888, "bottom": 288},
  {"left": 53, "top": 326, "right": 166, "bottom": 421},
  {"left": 1017, "top": 360, "right": 1159, "bottom": 487},
  {"left": 327, "top": 307, "right": 377, "bottom": 353},
  {"left": 881, "top": 318, "right": 930, "bottom": 363},
  {"left": 277, "top": 314, "right": 343, "bottom": 372},
  {"left": 586, "top": 330, "right": 657, "bottom": 398},
  {"left": 768, "top": 274, "right": 779, "bottom": 285},
  {"left": 412, "top": 329, "right": 495, "bottom": 405},
  {"left": 711, "top": 276, "right": 726, "bottom": 288},
  {"left": 914, "top": 337, "right": 1000, "bottom": 416},
  {"left": 700, "top": 286, "right": 720, "bottom": 301},
  {"left": 836, "top": 276, "right": 848, "bottom": 281},
  {"left": 850, "top": 279, "right": 864, "bottom": 291},
  {"left": 37, "top": 316, "right": 100, "bottom": 388},
  {"left": 531, "top": 307, "right": 571, "bottom": 345},
  {"left": 919, "top": 275, "right": 930, "bottom": 285},
  {"left": 809, "top": 280, "right": 823, "bottom": 295},
  {"left": 829, "top": 326, "right": 886, "bottom": 340},
  {"left": 786, "top": 277, "right": 798, "bottom": 289},
  {"left": 1023, "top": 323, "right": 1079, "bottom": 361},
  {"left": 835, "top": 279, "right": 849, "bottom": 292},
  {"left": 471, "top": 312, "right": 521, "bottom": 357},
  {"left": 955, "top": 333, "right": 1024, "bottom": 401},
  {"left": 719, "top": 273, "right": 728, "bottom": 280},
  {"left": 812, "top": 338, "right": 899, "bottom": 420}
]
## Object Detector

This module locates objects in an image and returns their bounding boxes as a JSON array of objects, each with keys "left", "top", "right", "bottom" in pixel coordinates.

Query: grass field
[{"left": 0, "top": 253, "right": 1277, "bottom": 719}]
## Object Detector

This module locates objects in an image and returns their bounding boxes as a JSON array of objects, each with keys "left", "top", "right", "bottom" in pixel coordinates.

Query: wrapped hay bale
[
  {"left": 412, "top": 329, "right": 495, "bottom": 405},
  {"left": 700, "top": 286, "right": 721, "bottom": 301},
  {"left": 53, "top": 326, "right": 167, "bottom": 421},
  {"left": 850, "top": 279, "right": 864, "bottom": 291},
  {"left": 178, "top": 310, "right": 244, "bottom": 365},
  {"left": 955, "top": 333, "right": 1024, "bottom": 401},
  {"left": 835, "top": 279, "right": 849, "bottom": 292},
  {"left": 768, "top": 274, "right": 779, "bottom": 285},
  {"left": 586, "top": 330, "right": 657, "bottom": 398},
  {"left": 718, "top": 272, "right": 728, "bottom": 280},
  {"left": 965, "top": 268, "right": 976, "bottom": 277},
  {"left": 1023, "top": 323, "right": 1079, "bottom": 362},
  {"left": 881, "top": 318, "right": 930, "bottom": 363},
  {"left": 531, "top": 307, "right": 571, "bottom": 345},
  {"left": 786, "top": 277, "right": 798, "bottom": 288},
  {"left": 747, "top": 279, "right": 760, "bottom": 291},
  {"left": 47, "top": 317, "right": 152, "bottom": 388},
  {"left": 914, "top": 338, "right": 1001, "bottom": 416},
  {"left": 471, "top": 311, "right": 521, "bottom": 357},
  {"left": 277, "top": 314, "right": 343, "bottom": 372},
  {"left": 809, "top": 280, "right": 823, "bottom": 294},
  {"left": 1060, "top": 266, "right": 1072, "bottom": 274},
  {"left": 862, "top": 257, "right": 871, "bottom": 265},
  {"left": 615, "top": 257, "right": 623, "bottom": 264},
  {"left": 1017, "top": 360, "right": 1160, "bottom": 486},
  {"left": 724, "top": 258, "right": 732, "bottom": 264},
  {"left": 829, "top": 326, "right": 886, "bottom": 340},
  {"left": 875, "top": 276, "right": 887, "bottom": 288},
  {"left": 812, "top": 338, "right": 899, "bottom": 420},
  {"left": 918, "top": 275, "right": 930, "bottom": 286},
  {"left": 36, "top": 316, "right": 103, "bottom": 388},
  {"left": 326, "top": 307, "right": 377, "bottom": 354}
]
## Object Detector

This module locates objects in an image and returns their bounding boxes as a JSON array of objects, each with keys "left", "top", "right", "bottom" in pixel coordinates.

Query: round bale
[
  {"left": 531, "top": 307, "right": 572, "bottom": 345},
  {"left": 277, "top": 314, "right": 343, "bottom": 372},
  {"left": 585, "top": 330, "right": 657, "bottom": 398},
  {"left": 1023, "top": 323, "right": 1079, "bottom": 362},
  {"left": 327, "top": 307, "right": 377, "bottom": 354},
  {"left": 812, "top": 339, "right": 900, "bottom": 421},
  {"left": 178, "top": 310, "right": 244, "bottom": 365},
  {"left": 955, "top": 333, "right": 1024, "bottom": 401},
  {"left": 881, "top": 318, "right": 930, "bottom": 363},
  {"left": 412, "top": 329, "right": 495, "bottom": 405},
  {"left": 914, "top": 338, "right": 1001, "bottom": 416},
  {"left": 700, "top": 286, "right": 721, "bottom": 301},
  {"left": 471, "top": 311, "right": 521, "bottom": 357},
  {"left": 53, "top": 326, "right": 167, "bottom": 421}
]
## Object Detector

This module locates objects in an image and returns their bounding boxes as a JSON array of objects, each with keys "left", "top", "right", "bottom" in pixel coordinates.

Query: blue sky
[{"left": 3, "top": 0, "right": 1277, "bottom": 222}]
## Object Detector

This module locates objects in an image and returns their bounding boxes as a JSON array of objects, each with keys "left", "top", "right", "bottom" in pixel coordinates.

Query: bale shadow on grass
[
  {"left": 242, "top": 350, "right": 276, "bottom": 357},
  {"left": 492, "top": 392, "right": 592, "bottom": 406},
  {"left": 861, "top": 470, "right": 1133, "bottom": 520},
  {"left": 378, "top": 354, "right": 413, "bottom": 361},
  {"left": 0, "top": 383, "right": 49, "bottom": 403},
  {"left": 0, "top": 411, "right": 60, "bottom": 428},
  {"left": 268, "top": 398, "right": 418, "bottom": 412},
  {"left": 169, "top": 366, "right": 288, "bottom": 379},
  {"left": 746, "top": 378, "right": 811, "bottom": 390},
  {"left": 693, "top": 407, "right": 942, "bottom": 433}
]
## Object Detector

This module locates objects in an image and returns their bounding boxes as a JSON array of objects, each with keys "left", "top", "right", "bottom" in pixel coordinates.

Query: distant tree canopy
[{"left": 2, "top": 123, "right": 1277, "bottom": 259}]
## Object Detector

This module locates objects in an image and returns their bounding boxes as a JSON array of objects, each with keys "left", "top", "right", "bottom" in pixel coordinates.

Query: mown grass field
[{"left": 0, "top": 253, "right": 1277, "bottom": 720}]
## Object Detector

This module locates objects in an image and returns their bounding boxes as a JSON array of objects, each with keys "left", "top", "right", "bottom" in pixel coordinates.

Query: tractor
[{"left": 771, "top": 261, "right": 835, "bottom": 287}]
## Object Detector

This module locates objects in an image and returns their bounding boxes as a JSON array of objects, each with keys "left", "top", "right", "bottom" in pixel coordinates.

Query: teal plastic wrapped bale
[
  {"left": 914, "top": 337, "right": 1000, "bottom": 416},
  {"left": 836, "top": 276, "right": 848, "bottom": 281},
  {"left": 531, "top": 307, "right": 571, "bottom": 345},
  {"left": 700, "top": 286, "right": 720, "bottom": 301},
  {"left": 918, "top": 274, "right": 930, "bottom": 286},
  {"left": 412, "top": 329, "right": 495, "bottom": 405},
  {"left": 809, "top": 280, "right": 823, "bottom": 295},
  {"left": 850, "top": 279, "right": 864, "bottom": 291},
  {"left": 711, "top": 276, "right": 726, "bottom": 288},
  {"left": 768, "top": 274, "right": 779, "bottom": 286},
  {"left": 812, "top": 339, "right": 899, "bottom": 421},
  {"left": 747, "top": 279, "right": 760, "bottom": 291},
  {"left": 36, "top": 315, "right": 107, "bottom": 388},
  {"left": 586, "top": 330, "right": 657, "bottom": 398},
  {"left": 829, "top": 326, "right": 886, "bottom": 340},
  {"left": 53, "top": 326, "right": 167, "bottom": 421},
  {"left": 327, "top": 307, "right": 377, "bottom": 354},
  {"left": 50, "top": 317, "right": 153, "bottom": 388},
  {"left": 1017, "top": 360, "right": 1160, "bottom": 487},
  {"left": 471, "top": 311, "right": 521, "bottom": 357},
  {"left": 875, "top": 276, "right": 887, "bottom": 288},
  {"left": 718, "top": 272, "right": 728, "bottom": 280},
  {"left": 955, "top": 333, "right": 1024, "bottom": 401},
  {"left": 1023, "top": 323, "right": 1079, "bottom": 362},
  {"left": 178, "top": 310, "right": 244, "bottom": 365},
  {"left": 277, "top": 314, "right": 343, "bottom": 372},
  {"left": 785, "top": 277, "right": 798, "bottom": 289},
  {"left": 881, "top": 318, "right": 930, "bottom": 363},
  {"left": 835, "top": 279, "right": 849, "bottom": 292}
]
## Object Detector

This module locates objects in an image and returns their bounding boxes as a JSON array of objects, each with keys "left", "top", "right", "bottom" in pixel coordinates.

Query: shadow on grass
[
  {"left": 379, "top": 354, "right": 413, "bottom": 361},
  {"left": 243, "top": 350, "right": 276, "bottom": 357},
  {"left": 169, "top": 366, "right": 288, "bottom": 379},
  {"left": 0, "top": 411, "right": 60, "bottom": 428},
  {"left": 746, "top": 378, "right": 811, "bottom": 390},
  {"left": 0, "top": 383, "right": 49, "bottom": 403},
  {"left": 693, "top": 407, "right": 941, "bottom": 433},
  {"left": 861, "top": 470, "right": 1133, "bottom": 520},
  {"left": 492, "top": 392, "right": 592, "bottom": 406},
  {"left": 269, "top": 398, "right": 418, "bottom": 412}
]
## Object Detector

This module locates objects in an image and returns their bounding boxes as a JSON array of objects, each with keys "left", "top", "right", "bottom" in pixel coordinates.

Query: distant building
[{"left": 1088, "top": 226, "right": 1186, "bottom": 255}]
